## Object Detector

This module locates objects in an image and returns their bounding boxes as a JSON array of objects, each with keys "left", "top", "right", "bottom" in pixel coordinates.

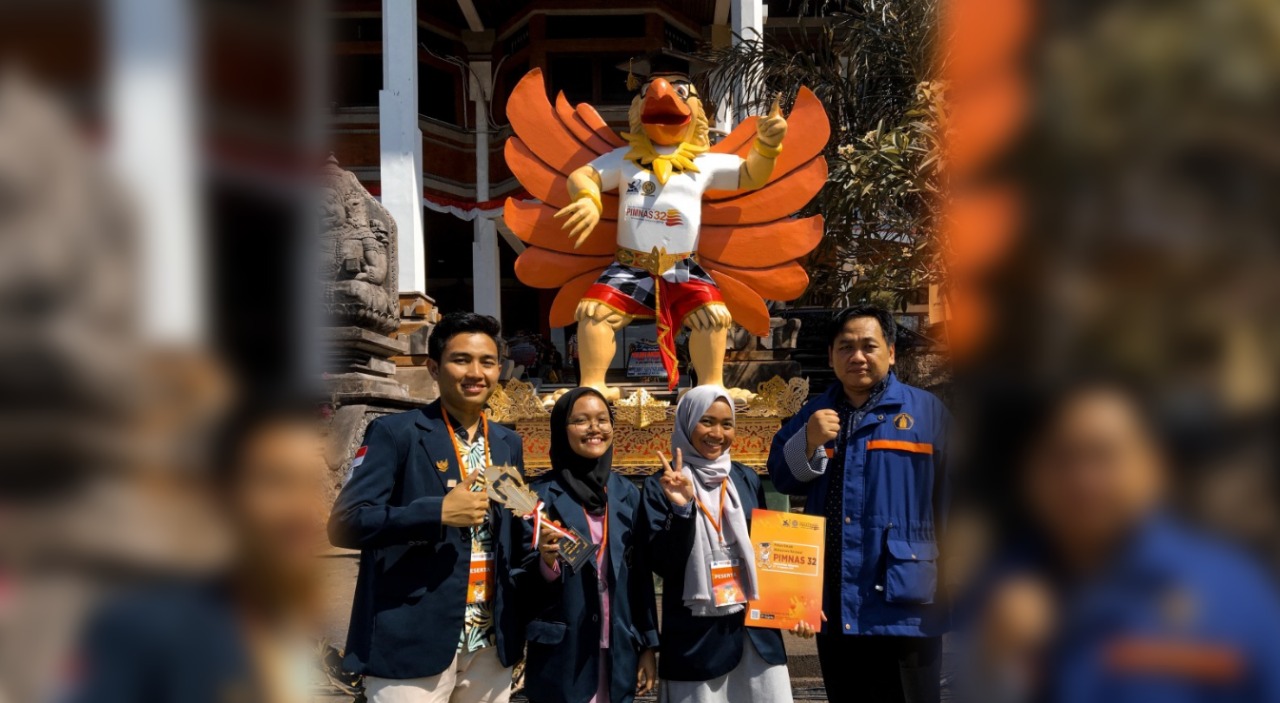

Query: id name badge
[
  {"left": 710, "top": 558, "right": 746, "bottom": 607},
  {"left": 467, "top": 551, "right": 495, "bottom": 604}
]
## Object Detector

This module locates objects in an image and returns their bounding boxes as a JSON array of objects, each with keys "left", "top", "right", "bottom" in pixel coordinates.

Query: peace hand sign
[{"left": 658, "top": 450, "right": 695, "bottom": 508}]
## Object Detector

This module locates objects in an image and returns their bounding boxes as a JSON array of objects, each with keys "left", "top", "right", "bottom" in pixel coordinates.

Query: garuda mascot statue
[{"left": 503, "top": 57, "right": 829, "bottom": 400}]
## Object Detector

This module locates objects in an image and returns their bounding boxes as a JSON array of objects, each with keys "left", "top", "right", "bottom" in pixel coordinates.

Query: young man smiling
[
  {"left": 767, "top": 304, "right": 951, "bottom": 703},
  {"left": 330, "top": 313, "right": 526, "bottom": 703}
]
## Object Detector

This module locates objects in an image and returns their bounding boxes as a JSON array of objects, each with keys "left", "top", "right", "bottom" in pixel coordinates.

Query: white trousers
[{"left": 364, "top": 647, "right": 513, "bottom": 703}]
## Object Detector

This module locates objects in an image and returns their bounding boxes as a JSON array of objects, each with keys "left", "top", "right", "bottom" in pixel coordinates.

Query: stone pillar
[
  {"left": 320, "top": 156, "right": 408, "bottom": 400},
  {"left": 380, "top": 0, "right": 426, "bottom": 296}
]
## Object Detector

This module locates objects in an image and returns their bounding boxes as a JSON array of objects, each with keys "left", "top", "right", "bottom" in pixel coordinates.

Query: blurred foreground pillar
[{"left": 109, "top": 0, "right": 204, "bottom": 345}]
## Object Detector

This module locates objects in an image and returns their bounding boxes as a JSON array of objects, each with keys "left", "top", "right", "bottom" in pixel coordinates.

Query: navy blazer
[
  {"left": 329, "top": 401, "right": 527, "bottom": 679},
  {"left": 641, "top": 462, "right": 787, "bottom": 681},
  {"left": 519, "top": 473, "right": 660, "bottom": 703}
]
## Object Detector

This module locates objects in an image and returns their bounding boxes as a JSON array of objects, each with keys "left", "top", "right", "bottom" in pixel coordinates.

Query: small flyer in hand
[
  {"left": 746, "top": 509, "right": 826, "bottom": 631},
  {"left": 485, "top": 464, "right": 598, "bottom": 573}
]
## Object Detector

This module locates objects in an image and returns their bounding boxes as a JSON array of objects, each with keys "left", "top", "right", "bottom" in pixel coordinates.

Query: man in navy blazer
[{"left": 330, "top": 313, "right": 526, "bottom": 703}]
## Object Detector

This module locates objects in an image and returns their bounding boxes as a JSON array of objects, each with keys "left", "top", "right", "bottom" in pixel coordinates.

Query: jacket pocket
[
  {"left": 526, "top": 620, "right": 568, "bottom": 645},
  {"left": 883, "top": 538, "right": 938, "bottom": 604}
]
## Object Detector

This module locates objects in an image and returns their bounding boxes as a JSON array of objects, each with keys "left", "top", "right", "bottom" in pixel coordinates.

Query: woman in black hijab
[{"left": 521, "top": 387, "right": 659, "bottom": 703}]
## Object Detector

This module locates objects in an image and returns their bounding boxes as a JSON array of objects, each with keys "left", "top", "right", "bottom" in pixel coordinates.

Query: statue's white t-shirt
[{"left": 589, "top": 147, "right": 742, "bottom": 267}]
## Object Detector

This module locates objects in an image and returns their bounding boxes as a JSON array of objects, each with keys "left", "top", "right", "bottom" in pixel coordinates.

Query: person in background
[
  {"left": 521, "top": 387, "right": 659, "bottom": 703},
  {"left": 767, "top": 304, "right": 951, "bottom": 703},
  {"left": 330, "top": 312, "right": 525, "bottom": 703},
  {"left": 643, "top": 386, "right": 812, "bottom": 703},
  {"left": 567, "top": 331, "right": 581, "bottom": 384},
  {"left": 1011, "top": 379, "right": 1280, "bottom": 703},
  {"left": 69, "top": 395, "right": 329, "bottom": 703}
]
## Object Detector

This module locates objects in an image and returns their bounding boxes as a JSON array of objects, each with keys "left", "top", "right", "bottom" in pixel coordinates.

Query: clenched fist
[
  {"left": 806, "top": 409, "right": 841, "bottom": 456},
  {"left": 441, "top": 472, "right": 489, "bottom": 527}
]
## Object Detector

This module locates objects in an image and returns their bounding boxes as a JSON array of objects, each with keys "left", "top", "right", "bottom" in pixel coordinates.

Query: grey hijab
[{"left": 673, "top": 386, "right": 759, "bottom": 617}]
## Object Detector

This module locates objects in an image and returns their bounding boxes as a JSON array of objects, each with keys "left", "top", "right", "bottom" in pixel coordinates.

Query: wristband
[
  {"left": 752, "top": 139, "right": 783, "bottom": 160},
  {"left": 574, "top": 189, "right": 603, "bottom": 214}
]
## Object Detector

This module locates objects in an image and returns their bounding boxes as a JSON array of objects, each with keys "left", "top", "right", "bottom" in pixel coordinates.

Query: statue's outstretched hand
[
  {"left": 555, "top": 198, "right": 601, "bottom": 249},
  {"left": 756, "top": 96, "right": 788, "bottom": 148}
]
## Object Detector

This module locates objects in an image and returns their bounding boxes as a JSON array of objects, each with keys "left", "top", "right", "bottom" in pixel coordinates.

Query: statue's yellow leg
[
  {"left": 574, "top": 300, "right": 633, "bottom": 402},
  {"left": 685, "top": 303, "right": 734, "bottom": 388}
]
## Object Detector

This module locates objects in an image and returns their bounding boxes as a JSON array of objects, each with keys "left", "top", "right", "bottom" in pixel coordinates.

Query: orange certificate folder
[{"left": 747, "top": 509, "right": 826, "bottom": 631}]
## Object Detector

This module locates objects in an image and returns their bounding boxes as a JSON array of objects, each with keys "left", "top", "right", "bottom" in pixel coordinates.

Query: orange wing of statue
[{"left": 503, "top": 68, "right": 829, "bottom": 336}]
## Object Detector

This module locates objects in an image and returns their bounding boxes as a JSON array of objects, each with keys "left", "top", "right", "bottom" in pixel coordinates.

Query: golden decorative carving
[
  {"left": 486, "top": 379, "right": 549, "bottom": 423},
  {"left": 743, "top": 376, "right": 810, "bottom": 418},
  {"left": 613, "top": 388, "right": 671, "bottom": 429},
  {"left": 516, "top": 416, "right": 780, "bottom": 477}
]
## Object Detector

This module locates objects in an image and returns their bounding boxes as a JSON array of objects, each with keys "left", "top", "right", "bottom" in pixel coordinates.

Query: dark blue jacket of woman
[
  {"left": 521, "top": 472, "right": 660, "bottom": 703},
  {"left": 641, "top": 461, "right": 787, "bottom": 681}
]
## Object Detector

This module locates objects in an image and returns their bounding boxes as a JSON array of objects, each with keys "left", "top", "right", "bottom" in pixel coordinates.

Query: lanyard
[
  {"left": 694, "top": 480, "right": 729, "bottom": 546},
  {"left": 584, "top": 503, "right": 608, "bottom": 574},
  {"left": 441, "top": 406, "right": 491, "bottom": 477}
]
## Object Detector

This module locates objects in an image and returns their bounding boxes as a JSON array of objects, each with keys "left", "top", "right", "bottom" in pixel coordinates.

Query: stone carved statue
[{"left": 321, "top": 155, "right": 398, "bottom": 334}]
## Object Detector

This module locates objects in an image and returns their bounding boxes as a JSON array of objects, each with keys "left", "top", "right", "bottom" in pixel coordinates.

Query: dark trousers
[{"left": 817, "top": 633, "right": 942, "bottom": 703}]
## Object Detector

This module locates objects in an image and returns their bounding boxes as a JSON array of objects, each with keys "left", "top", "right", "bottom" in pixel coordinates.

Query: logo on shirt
[
  {"left": 626, "top": 180, "right": 658, "bottom": 196},
  {"left": 436, "top": 459, "right": 450, "bottom": 472},
  {"left": 893, "top": 413, "right": 914, "bottom": 430},
  {"left": 625, "top": 206, "right": 685, "bottom": 227}
]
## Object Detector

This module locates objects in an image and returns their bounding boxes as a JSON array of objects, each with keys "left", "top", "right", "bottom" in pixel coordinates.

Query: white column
[
  {"left": 380, "top": 0, "right": 426, "bottom": 294},
  {"left": 109, "top": 0, "right": 203, "bottom": 344},
  {"left": 731, "top": 0, "right": 766, "bottom": 124},
  {"left": 470, "top": 61, "right": 501, "bottom": 320}
]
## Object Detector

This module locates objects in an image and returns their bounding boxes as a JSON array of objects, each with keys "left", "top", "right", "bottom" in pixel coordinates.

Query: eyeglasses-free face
[{"left": 566, "top": 394, "right": 614, "bottom": 459}]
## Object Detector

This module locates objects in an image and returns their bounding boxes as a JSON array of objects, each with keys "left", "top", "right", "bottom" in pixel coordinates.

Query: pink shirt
[{"left": 540, "top": 511, "right": 611, "bottom": 703}]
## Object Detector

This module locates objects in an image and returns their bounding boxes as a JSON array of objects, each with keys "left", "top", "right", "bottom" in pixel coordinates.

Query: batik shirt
[{"left": 455, "top": 430, "right": 496, "bottom": 653}]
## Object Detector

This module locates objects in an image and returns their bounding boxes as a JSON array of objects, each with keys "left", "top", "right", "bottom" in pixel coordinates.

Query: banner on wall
[{"left": 625, "top": 339, "right": 666, "bottom": 379}]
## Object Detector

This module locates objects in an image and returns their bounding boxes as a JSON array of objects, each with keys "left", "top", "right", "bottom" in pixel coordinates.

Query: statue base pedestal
[
  {"left": 487, "top": 377, "right": 810, "bottom": 477},
  {"left": 324, "top": 326, "right": 410, "bottom": 401},
  {"left": 724, "top": 350, "right": 802, "bottom": 391},
  {"left": 322, "top": 325, "right": 420, "bottom": 493},
  {"left": 391, "top": 291, "right": 440, "bottom": 403}
]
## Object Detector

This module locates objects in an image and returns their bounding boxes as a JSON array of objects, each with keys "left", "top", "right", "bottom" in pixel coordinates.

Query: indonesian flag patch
[{"left": 351, "top": 446, "right": 368, "bottom": 470}]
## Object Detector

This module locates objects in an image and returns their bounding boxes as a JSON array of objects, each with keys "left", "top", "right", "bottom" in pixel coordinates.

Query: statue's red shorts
[{"left": 581, "top": 260, "right": 723, "bottom": 389}]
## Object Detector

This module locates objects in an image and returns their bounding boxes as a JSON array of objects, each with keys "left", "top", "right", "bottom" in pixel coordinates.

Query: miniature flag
[{"left": 351, "top": 446, "right": 368, "bottom": 470}]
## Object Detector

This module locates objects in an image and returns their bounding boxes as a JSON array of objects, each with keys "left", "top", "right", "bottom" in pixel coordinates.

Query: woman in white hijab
[{"left": 641, "top": 385, "right": 797, "bottom": 702}]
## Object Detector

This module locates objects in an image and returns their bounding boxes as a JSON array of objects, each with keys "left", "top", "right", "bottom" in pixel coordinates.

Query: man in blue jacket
[
  {"left": 768, "top": 304, "right": 950, "bottom": 703},
  {"left": 330, "top": 313, "right": 526, "bottom": 703},
  {"left": 1013, "top": 380, "right": 1280, "bottom": 703}
]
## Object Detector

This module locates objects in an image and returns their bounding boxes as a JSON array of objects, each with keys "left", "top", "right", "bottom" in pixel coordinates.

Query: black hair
[
  {"left": 427, "top": 312, "right": 504, "bottom": 363},
  {"left": 828, "top": 304, "right": 897, "bottom": 349},
  {"left": 211, "top": 393, "right": 325, "bottom": 488}
]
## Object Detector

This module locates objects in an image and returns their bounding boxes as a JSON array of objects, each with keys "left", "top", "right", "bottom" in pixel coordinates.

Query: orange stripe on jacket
[{"left": 865, "top": 439, "right": 934, "bottom": 455}]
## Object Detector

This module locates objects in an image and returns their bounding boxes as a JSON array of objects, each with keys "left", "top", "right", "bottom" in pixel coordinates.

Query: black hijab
[{"left": 549, "top": 387, "right": 614, "bottom": 515}]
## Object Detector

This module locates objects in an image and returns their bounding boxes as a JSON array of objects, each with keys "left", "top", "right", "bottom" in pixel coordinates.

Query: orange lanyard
[
  {"left": 584, "top": 503, "right": 608, "bottom": 572},
  {"left": 441, "top": 406, "right": 491, "bottom": 477},
  {"left": 694, "top": 480, "right": 729, "bottom": 546}
]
